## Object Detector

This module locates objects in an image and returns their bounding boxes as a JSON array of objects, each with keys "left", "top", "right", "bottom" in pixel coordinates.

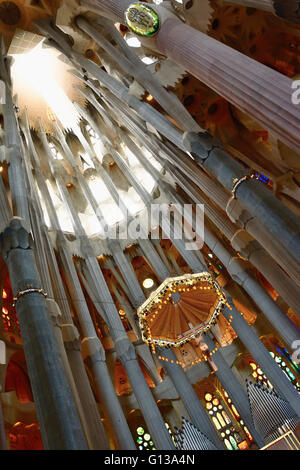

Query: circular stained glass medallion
[{"left": 125, "top": 3, "right": 160, "bottom": 37}]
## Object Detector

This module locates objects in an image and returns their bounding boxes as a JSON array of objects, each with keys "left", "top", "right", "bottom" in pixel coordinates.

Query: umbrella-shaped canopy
[{"left": 137, "top": 272, "right": 227, "bottom": 348}]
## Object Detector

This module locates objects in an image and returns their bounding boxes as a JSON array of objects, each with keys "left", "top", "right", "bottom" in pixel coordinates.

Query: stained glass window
[
  {"left": 204, "top": 392, "right": 243, "bottom": 450},
  {"left": 249, "top": 352, "right": 300, "bottom": 393},
  {"left": 135, "top": 426, "right": 156, "bottom": 450}
]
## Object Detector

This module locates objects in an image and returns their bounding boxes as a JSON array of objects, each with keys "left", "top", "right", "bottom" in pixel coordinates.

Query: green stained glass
[{"left": 137, "top": 427, "right": 144, "bottom": 436}]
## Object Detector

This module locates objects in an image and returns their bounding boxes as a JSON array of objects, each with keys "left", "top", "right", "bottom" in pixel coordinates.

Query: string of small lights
[{"left": 138, "top": 272, "right": 227, "bottom": 349}]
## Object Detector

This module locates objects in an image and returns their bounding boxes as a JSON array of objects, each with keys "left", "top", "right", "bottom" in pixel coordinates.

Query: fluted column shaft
[
  {"left": 158, "top": 348, "right": 223, "bottom": 449},
  {"left": 56, "top": 236, "right": 135, "bottom": 450},
  {"left": 108, "top": 241, "right": 146, "bottom": 308},
  {"left": 138, "top": 238, "right": 171, "bottom": 282},
  {"left": 81, "top": 336, "right": 136, "bottom": 449},
  {"left": 170, "top": 164, "right": 300, "bottom": 315},
  {"left": 0, "top": 218, "right": 87, "bottom": 449},
  {"left": 81, "top": 2, "right": 300, "bottom": 149},
  {"left": 62, "top": 325, "right": 113, "bottom": 450}
]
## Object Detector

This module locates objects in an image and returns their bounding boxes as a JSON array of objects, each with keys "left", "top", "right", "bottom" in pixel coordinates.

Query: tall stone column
[
  {"left": 0, "top": 217, "right": 87, "bottom": 449},
  {"left": 138, "top": 238, "right": 171, "bottom": 282},
  {"left": 23, "top": 122, "right": 111, "bottom": 449},
  {"left": 112, "top": 284, "right": 141, "bottom": 339},
  {"left": 170, "top": 164, "right": 300, "bottom": 315},
  {"left": 156, "top": 17, "right": 300, "bottom": 152},
  {"left": 183, "top": 132, "right": 300, "bottom": 272},
  {"left": 81, "top": 336, "right": 136, "bottom": 449},
  {"left": 152, "top": 240, "right": 175, "bottom": 276},
  {"left": 62, "top": 324, "right": 112, "bottom": 450},
  {"left": 158, "top": 347, "right": 223, "bottom": 449},
  {"left": 82, "top": 253, "right": 175, "bottom": 450},
  {"left": 203, "top": 333, "right": 265, "bottom": 447},
  {"left": 114, "top": 336, "right": 175, "bottom": 449},
  {"left": 80, "top": 1, "right": 300, "bottom": 150},
  {"left": 222, "top": 299, "right": 300, "bottom": 418},
  {"left": 108, "top": 240, "right": 146, "bottom": 308},
  {"left": 56, "top": 234, "right": 135, "bottom": 450}
]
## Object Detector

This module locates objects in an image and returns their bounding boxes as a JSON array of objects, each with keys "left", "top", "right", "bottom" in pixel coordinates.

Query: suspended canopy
[{"left": 137, "top": 272, "right": 227, "bottom": 348}]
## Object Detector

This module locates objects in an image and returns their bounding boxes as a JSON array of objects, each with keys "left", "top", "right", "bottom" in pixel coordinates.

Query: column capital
[
  {"left": 0, "top": 217, "right": 33, "bottom": 260},
  {"left": 81, "top": 336, "right": 105, "bottom": 361},
  {"left": 46, "top": 298, "right": 62, "bottom": 328},
  {"left": 62, "top": 324, "right": 81, "bottom": 352},
  {"left": 80, "top": 237, "right": 95, "bottom": 258},
  {"left": 182, "top": 131, "right": 222, "bottom": 159},
  {"left": 114, "top": 335, "right": 137, "bottom": 365},
  {"left": 230, "top": 230, "right": 263, "bottom": 260},
  {"left": 226, "top": 197, "right": 253, "bottom": 227},
  {"left": 226, "top": 256, "right": 252, "bottom": 286},
  {"left": 56, "top": 230, "right": 67, "bottom": 250}
]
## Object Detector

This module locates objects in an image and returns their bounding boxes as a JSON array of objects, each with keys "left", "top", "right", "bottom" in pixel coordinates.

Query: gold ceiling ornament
[{"left": 137, "top": 272, "right": 227, "bottom": 348}]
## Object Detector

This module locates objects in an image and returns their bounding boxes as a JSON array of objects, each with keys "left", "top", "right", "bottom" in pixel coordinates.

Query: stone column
[
  {"left": 82, "top": 253, "right": 175, "bottom": 450},
  {"left": 23, "top": 122, "right": 110, "bottom": 449},
  {"left": 76, "top": 15, "right": 200, "bottom": 133},
  {"left": 222, "top": 299, "right": 300, "bottom": 418},
  {"left": 114, "top": 336, "right": 175, "bottom": 449},
  {"left": 184, "top": 132, "right": 300, "bottom": 273},
  {"left": 158, "top": 347, "right": 223, "bottom": 449},
  {"left": 62, "top": 324, "right": 111, "bottom": 450},
  {"left": 226, "top": 257, "right": 300, "bottom": 348},
  {"left": 0, "top": 217, "right": 87, "bottom": 449},
  {"left": 80, "top": 1, "right": 300, "bottom": 149},
  {"left": 138, "top": 238, "right": 171, "bottom": 282},
  {"left": 56, "top": 234, "right": 135, "bottom": 450},
  {"left": 152, "top": 240, "right": 175, "bottom": 276},
  {"left": 81, "top": 336, "right": 136, "bottom": 449},
  {"left": 112, "top": 285, "right": 141, "bottom": 339},
  {"left": 156, "top": 19, "right": 300, "bottom": 152},
  {"left": 170, "top": 164, "right": 300, "bottom": 315},
  {"left": 203, "top": 333, "right": 265, "bottom": 447},
  {"left": 108, "top": 240, "right": 146, "bottom": 308}
]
